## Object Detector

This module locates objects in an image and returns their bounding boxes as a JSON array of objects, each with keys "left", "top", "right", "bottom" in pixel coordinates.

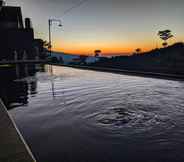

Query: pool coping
[{"left": 0, "top": 99, "right": 36, "bottom": 162}]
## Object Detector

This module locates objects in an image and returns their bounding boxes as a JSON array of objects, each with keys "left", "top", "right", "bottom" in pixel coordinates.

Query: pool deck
[{"left": 0, "top": 99, "right": 36, "bottom": 162}]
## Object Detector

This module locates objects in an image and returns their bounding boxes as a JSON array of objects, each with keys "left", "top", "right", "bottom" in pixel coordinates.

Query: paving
[{"left": 0, "top": 99, "right": 36, "bottom": 162}]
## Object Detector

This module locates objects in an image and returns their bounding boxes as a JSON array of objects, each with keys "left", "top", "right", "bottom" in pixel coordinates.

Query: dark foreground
[{"left": 8, "top": 66, "right": 184, "bottom": 162}]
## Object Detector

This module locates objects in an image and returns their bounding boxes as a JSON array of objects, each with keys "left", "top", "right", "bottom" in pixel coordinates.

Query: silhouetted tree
[
  {"left": 43, "top": 41, "right": 50, "bottom": 49},
  {"left": 135, "top": 48, "right": 141, "bottom": 54},
  {"left": 158, "top": 30, "right": 173, "bottom": 48},
  {"left": 94, "top": 50, "right": 101, "bottom": 57}
]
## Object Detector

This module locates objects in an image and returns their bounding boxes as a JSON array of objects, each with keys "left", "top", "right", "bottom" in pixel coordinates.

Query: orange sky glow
[{"left": 53, "top": 39, "right": 169, "bottom": 56}]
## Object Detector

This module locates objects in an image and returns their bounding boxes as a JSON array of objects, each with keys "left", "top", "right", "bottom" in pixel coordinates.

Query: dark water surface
[{"left": 10, "top": 66, "right": 184, "bottom": 162}]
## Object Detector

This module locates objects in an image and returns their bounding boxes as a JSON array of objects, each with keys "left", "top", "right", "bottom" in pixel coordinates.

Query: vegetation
[
  {"left": 89, "top": 42, "right": 184, "bottom": 75},
  {"left": 158, "top": 30, "right": 174, "bottom": 47},
  {"left": 135, "top": 48, "right": 142, "bottom": 55},
  {"left": 94, "top": 50, "right": 101, "bottom": 57}
]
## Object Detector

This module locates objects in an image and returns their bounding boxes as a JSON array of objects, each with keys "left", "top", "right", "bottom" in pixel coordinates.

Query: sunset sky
[{"left": 7, "top": 0, "right": 184, "bottom": 55}]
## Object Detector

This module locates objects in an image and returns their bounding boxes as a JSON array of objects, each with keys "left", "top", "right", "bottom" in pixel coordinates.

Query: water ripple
[{"left": 10, "top": 66, "right": 184, "bottom": 162}]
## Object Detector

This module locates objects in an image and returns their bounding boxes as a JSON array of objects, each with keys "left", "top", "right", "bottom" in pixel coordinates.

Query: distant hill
[{"left": 89, "top": 42, "right": 184, "bottom": 75}]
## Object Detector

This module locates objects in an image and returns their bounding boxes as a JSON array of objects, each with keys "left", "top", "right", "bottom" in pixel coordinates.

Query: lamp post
[
  {"left": 48, "top": 19, "right": 62, "bottom": 57},
  {"left": 48, "top": 19, "right": 62, "bottom": 98}
]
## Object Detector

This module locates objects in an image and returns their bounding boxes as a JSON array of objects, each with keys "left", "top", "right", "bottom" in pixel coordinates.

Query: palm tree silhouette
[{"left": 158, "top": 30, "right": 173, "bottom": 48}]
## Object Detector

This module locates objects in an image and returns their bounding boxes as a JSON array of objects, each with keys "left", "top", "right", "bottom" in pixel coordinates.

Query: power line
[{"left": 61, "top": 0, "right": 89, "bottom": 17}]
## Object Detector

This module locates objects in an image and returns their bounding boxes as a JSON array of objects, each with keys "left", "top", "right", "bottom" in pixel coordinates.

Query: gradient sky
[{"left": 6, "top": 0, "right": 184, "bottom": 55}]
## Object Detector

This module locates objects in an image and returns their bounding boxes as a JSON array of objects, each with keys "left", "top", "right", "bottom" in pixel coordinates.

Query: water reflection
[
  {"left": 10, "top": 66, "right": 184, "bottom": 162},
  {"left": 0, "top": 64, "right": 44, "bottom": 110}
]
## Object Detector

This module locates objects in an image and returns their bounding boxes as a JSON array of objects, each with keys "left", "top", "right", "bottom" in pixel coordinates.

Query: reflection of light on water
[
  {"left": 45, "top": 65, "right": 66, "bottom": 103},
  {"left": 51, "top": 79, "right": 55, "bottom": 98},
  {"left": 46, "top": 64, "right": 56, "bottom": 98}
]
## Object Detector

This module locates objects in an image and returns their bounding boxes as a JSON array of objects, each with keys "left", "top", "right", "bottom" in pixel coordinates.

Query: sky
[{"left": 6, "top": 0, "right": 184, "bottom": 55}]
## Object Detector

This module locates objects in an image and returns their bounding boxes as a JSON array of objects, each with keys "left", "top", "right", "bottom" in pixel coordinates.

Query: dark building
[{"left": 0, "top": 1, "right": 37, "bottom": 60}]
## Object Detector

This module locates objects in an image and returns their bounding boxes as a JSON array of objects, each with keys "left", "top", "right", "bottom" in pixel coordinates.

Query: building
[{"left": 0, "top": 1, "right": 38, "bottom": 60}]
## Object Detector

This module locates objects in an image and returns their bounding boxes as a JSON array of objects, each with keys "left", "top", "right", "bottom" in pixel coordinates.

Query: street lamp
[{"left": 48, "top": 19, "right": 62, "bottom": 57}]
